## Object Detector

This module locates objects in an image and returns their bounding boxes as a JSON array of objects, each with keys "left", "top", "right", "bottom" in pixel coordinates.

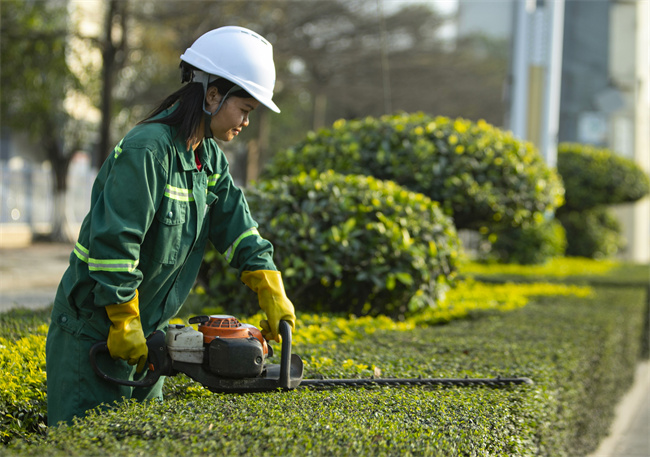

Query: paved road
[
  {"left": 0, "top": 242, "right": 647, "bottom": 456},
  {"left": 0, "top": 241, "right": 72, "bottom": 311}
]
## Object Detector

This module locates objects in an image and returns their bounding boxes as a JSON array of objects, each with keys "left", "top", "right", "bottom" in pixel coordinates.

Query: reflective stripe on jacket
[{"left": 54, "top": 108, "right": 275, "bottom": 337}]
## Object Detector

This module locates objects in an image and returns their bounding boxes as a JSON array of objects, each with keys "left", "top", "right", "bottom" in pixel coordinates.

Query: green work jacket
[{"left": 52, "top": 109, "right": 275, "bottom": 339}]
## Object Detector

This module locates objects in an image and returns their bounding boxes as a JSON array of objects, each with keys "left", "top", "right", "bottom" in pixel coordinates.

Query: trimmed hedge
[
  {"left": 199, "top": 170, "right": 461, "bottom": 317},
  {"left": 265, "top": 113, "right": 565, "bottom": 233},
  {"left": 0, "top": 277, "right": 593, "bottom": 446},
  {"left": 3, "top": 265, "right": 647, "bottom": 456}
]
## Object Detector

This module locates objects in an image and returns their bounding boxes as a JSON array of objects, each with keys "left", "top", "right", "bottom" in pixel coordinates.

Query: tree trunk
[
  {"left": 97, "top": 0, "right": 128, "bottom": 166},
  {"left": 246, "top": 139, "right": 259, "bottom": 186},
  {"left": 313, "top": 91, "right": 328, "bottom": 131},
  {"left": 45, "top": 134, "right": 74, "bottom": 243},
  {"left": 50, "top": 189, "right": 75, "bottom": 243},
  {"left": 98, "top": 46, "right": 115, "bottom": 166}
]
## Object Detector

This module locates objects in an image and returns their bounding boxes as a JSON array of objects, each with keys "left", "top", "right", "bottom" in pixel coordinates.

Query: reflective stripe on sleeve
[
  {"left": 224, "top": 228, "right": 260, "bottom": 264},
  {"left": 207, "top": 174, "right": 221, "bottom": 187},
  {"left": 113, "top": 139, "right": 125, "bottom": 159},
  {"left": 74, "top": 242, "right": 139, "bottom": 273}
]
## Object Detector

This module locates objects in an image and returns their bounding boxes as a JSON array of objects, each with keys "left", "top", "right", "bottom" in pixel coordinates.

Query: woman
[{"left": 45, "top": 26, "right": 296, "bottom": 426}]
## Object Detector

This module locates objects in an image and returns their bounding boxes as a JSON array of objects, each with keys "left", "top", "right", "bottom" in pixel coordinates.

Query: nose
[{"left": 241, "top": 113, "right": 250, "bottom": 127}]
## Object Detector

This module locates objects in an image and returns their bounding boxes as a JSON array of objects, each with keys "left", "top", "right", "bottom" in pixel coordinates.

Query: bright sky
[{"left": 382, "top": 0, "right": 459, "bottom": 15}]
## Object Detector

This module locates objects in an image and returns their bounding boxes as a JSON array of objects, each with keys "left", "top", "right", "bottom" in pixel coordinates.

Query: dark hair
[{"left": 139, "top": 63, "right": 253, "bottom": 141}]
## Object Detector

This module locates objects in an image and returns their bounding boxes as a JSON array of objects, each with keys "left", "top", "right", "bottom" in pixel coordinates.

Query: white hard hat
[{"left": 180, "top": 26, "right": 280, "bottom": 113}]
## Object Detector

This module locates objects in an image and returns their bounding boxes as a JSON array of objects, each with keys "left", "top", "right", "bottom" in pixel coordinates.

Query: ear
[{"left": 205, "top": 86, "right": 221, "bottom": 107}]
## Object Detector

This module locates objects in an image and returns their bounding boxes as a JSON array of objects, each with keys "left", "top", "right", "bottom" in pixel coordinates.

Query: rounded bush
[
  {"left": 557, "top": 207, "right": 624, "bottom": 259},
  {"left": 482, "top": 218, "right": 567, "bottom": 265},
  {"left": 199, "top": 170, "right": 461, "bottom": 318},
  {"left": 555, "top": 143, "right": 649, "bottom": 258},
  {"left": 557, "top": 143, "right": 650, "bottom": 211},
  {"left": 265, "top": 113, "right": 564, "bottom": 231}
]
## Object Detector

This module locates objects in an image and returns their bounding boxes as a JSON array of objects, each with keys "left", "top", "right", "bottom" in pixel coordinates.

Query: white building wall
[{"left": 610, "top": 0, "right": 650, "bottom": 262}]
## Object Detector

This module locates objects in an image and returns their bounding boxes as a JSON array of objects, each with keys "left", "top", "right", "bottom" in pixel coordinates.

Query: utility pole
[{"left": 508, "top": 0, "right": 565, "bottom": 168}]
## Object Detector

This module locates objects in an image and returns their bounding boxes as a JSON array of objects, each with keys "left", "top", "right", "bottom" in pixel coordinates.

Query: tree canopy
[
  {"left": 3, "top": 0, "right": 512, "bottom": 183},
  {"left": 87, "top": 0, "right": 511, "bottom": 168},
  {"left": 1, "top": 0, "right": 75, "bottom": 151}
]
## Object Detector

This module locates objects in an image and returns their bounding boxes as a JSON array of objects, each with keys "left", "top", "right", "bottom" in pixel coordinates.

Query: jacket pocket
[
  {"left": 142, "top": 197, "right": 188, "bottom": 264},
  {"left": 52, "top": 308, "right": 103, "bottom": 341},
  {"left": 54, "top": 311, "right": 86, "bottom": 337}
]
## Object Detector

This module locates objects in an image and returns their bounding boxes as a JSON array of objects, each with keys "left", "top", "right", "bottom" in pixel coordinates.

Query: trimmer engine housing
[{"left": 167, "top": 315, "right": 269, "bottom": 379}]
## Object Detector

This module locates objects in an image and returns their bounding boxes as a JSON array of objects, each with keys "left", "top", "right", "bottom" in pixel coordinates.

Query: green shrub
[
  {"left": 199, "top": 170, "right": 461, "bottom": 317},
  {"left": 480, "top": 217, "right": 567, "bottom": 264},
  {"left": 265, "top": 113, "right": 565, "bottom": 232},
  {"left": 557, "top": 142, "right": 650, "bottom": 211},
  {"left": 555, "top": 143, "right": 650, "bottom": 258},
  {"left": 557, "top": 207, "right": 624, "bottom": 258}
]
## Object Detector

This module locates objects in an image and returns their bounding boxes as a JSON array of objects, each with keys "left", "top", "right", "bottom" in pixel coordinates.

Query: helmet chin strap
[
  {"left": 193, "top": 70, "right": 242, "bottom": 139},
  {"left": 203, "top": 112, "right": 214, "bottom": 140}
]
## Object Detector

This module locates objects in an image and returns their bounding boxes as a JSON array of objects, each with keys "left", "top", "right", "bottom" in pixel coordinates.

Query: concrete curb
[{"left": 586, "top": 361, "right": 650, "bottom": 457}]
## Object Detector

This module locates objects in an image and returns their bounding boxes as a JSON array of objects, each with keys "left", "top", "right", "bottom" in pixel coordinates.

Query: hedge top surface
[{"left": 3, "top": 277, "right": 647, "bottom": 457}]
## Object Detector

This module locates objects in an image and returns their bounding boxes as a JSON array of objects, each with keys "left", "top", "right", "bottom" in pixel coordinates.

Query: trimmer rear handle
[{"left": 89, "top": 330, "right": 171, "bottom": 387}]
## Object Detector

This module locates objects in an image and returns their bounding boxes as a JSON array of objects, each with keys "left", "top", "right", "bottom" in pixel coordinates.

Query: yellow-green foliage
[
  {"left": 460, "top": 256, "right": 618, "bottom": 278},
  {"left": 241, "top": 279, "right": 591, "bottom": 371},
  {"left": 245, "top": 313, "right": 414, "bottom": 347},
  {"left": 0, "top": 324, "right": 48, "bottom": 443},
  {"left": 411, "top": 279, "right": 592, "bottom": 326}
]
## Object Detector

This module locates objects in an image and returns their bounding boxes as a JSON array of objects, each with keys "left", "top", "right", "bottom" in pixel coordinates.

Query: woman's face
[{"left": 206, "top": 89, "right": 260, "bottom": 142}]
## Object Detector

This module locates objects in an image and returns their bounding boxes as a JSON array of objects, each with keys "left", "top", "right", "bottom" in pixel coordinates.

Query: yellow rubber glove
[
  {"left": 241, "top": 270, "right": 296, "bottom": 342},
  {"left": 105, "top": 290, "right": 148, "bottom": 372}
]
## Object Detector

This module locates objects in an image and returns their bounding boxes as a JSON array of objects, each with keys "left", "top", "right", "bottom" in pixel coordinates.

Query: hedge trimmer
[{"left": 90, "top": 315, "right": 533, "bottom": 392}]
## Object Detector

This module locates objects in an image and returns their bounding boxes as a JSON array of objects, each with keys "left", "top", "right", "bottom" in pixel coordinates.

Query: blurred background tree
[
  {"left": 0, "top": 0, "right": 88, "bottom": 242},
  {"left": 1, "top": 0, "right": 511, "bottom": 240},
  {"left": 82, "top": 0, "right": 510, "bottom": 179}
]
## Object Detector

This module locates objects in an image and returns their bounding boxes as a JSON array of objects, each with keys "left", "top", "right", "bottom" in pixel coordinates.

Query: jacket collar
[
  {"left": 160, "top": 116, "right": 215, "bottom": 175},
  {"left": 172, "top": 135, "right": 218, "bottom": 176},
  {"left": 171, "top": 131, "right": 199, "bottom": 172},
  {"left": 148, "top": 105, "right": 217, "bottom": 175}
]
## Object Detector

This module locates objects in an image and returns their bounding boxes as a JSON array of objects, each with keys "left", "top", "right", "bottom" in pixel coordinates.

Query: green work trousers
[{"left": 45, "top": 312, "right": 164, "bottom": 426}]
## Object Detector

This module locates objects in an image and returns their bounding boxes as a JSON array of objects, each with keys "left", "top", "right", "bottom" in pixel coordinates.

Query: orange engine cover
[{"left": 197, "top": 315, "right": 268, "bottom": 355}]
